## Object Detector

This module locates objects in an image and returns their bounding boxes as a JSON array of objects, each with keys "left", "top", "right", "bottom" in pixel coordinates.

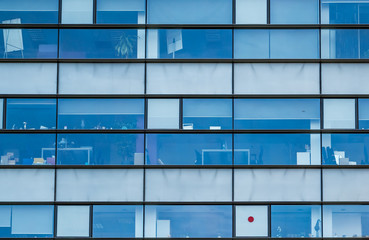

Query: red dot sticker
[{"left": 248, "top": 216, "right": 254, "bottom": 223}]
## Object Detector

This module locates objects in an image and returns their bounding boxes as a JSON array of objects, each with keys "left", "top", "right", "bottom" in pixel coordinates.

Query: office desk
[
  {"left": 202, "top": 149, "right": 250, "bottom": 165},
  {"left": 42, "top": 147, "right": 93, "bottom": 164}
]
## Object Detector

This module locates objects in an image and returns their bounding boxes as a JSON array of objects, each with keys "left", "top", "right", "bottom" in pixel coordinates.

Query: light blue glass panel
[
  {"left": 323, "top": 205, "right": 369, "bottom": 237},
  {"left": 183, "top": 99, "right": 232, "bottom": 130},
  {"left": 322, "top": 134, "right": 369, "bottom": 165},
  {"left": 145, "top": 205, "right": 232, "bottom": 238},
  {"left": 271, "top": 205, "right": 321, "bottom": 238},
  {"left": 57, "top": 134, "right": 144, "bottom": 165},
  {"left": 321, "top": 0, "right": 369, "bottom": 24},
  {"left": 234, "top": 99, "right": 320, "bottom": 130},
  {"left": 322, "top": 29, "right": 369, "bottom": 59},
  {"left": 0, "top": 134, "right": 55, "bottom": 165},
  {"left": 0, "top": 29, "right": 58, "bottom": 59},
  {"left": 234, "top": 29, "right": 319, "bottom": 59},
  {"left": 360, "top": 99, "right": 369, "bottom": 129},
  {"left": 97, "top": 0, "right": 145, "bottom": 24},
  {"left": 235, "top": 134, "right": 321, "bottom": 165},
  {"left": 93, "top": 205, "right": 143, "bottom": 238},
  {"left": 271, "top": 0, "right": 319, "bottom": 24},
  {"left": 58, "top": 99, "right": 144, "bottom": 130},
  {"left": 60, "top": 29, "right": 145, "bottom": 59},
  {"left": 6, "top": 99, "right": 56, "bottom": 130},
  {"left": 0, "top": 205, "right": 53, "bottom": 238},
  {"left": 146, "top": 134, "right": 232, "bottom": 165},
  {"left": 0, "top": 0, "right": 58, "bottom": 24},
  {"left": 147, "top": 29, "right": 232, "bottom": 59},
  {"left": 148, "top": 0, "right": 232, "bottom": 24}
]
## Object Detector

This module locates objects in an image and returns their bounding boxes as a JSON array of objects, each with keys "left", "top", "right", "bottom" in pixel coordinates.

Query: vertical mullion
[
  {"left": 93, "top": 0, "right": 97, "bottom": 24},
  {"left": 3, "top": 99, "right": 6, "bottom": 129}
]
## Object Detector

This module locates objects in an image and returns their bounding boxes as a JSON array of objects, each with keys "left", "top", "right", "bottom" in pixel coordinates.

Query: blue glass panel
[
  {"left": 322, "top": 0, "right": 369, "bottom": 24},
  {"left": 323, "top": 205, "right": 369, "bottom": 237},
  {"left": 272, "top": 205, "right": 321, "bottom": 238},
  {"left": 0, "top": 205, "right": 54, "bottom": 238},
  {"left": 183, "top": 99, "right": 232, "bottom": 130},
  {"left": 6, "top": 99, "right": 56, "bottom": 130},
  {"left": 234, "top": 99, "right": 320, "bottom": 130},
  {"left": 0, "top": 0, "right": 58, "bottom": 24},
  {"left": 360, "top": 99, "right": 369, "bottom": 129},
  {"left": 234, "top": 29, "right": 319, "bottom": 59},
  {"left": 235, "top": 134, "right": 320, "bottom": 165},
  {"left": 145, "top": 205, "right": 232, "bottom": 238},
  {"left": 147, "top": 29, "right": 232, "bottom": 59},
  {"left": 59, "top": 29, "right": 145, "bottom": 59},
  {"left": 0, "top": 134, "right": 55, "bottom": 165},
  {"left": 322, "top": 29, "right": 369, "bottom": 59},
  {"left": 0, "top": 29, "right": 58, "bottom": 59},
  {"left": 148, "top": 0, "right": 232, "bottom": 24},
  {"left": 96, "top": 0, "right": 145, "bottom": 24},
  {"left": 270, "top": 0, "right": 319, "bottom": 24},
  {"left": 58, "top": 99, "right": 144, "bottom": 130},
  {"left": 322, "top": 134, "right": 369, "bottom": 165},
  {"left": 146, "top": 134, "right": 232, "bottom": 165},
  {"left": 57, "top": 134, "right": 144, "bottom": 165},
  {"left": 93, "top": 205, "right": 142, "bottom": 238}
]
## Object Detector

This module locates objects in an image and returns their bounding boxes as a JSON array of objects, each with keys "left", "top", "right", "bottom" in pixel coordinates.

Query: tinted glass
[
  {"left": 146, "top": 134, "right": 232, "bottom": 165},
  {"left": 321, "top": 0, "right": 369, "bottom": 24},
  {"left": 96, "top": 0, "right": 145, "bottom": 24},
  {"left": 270, "top": 0, "right": 319, "bottom": 24}
]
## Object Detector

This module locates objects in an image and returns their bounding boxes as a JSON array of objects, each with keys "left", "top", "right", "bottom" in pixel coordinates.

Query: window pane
[
  {"left": 97, "top": 0, "right": 145, "bottom": 24},
  {"left": 147, "top": 29, "right": 232, "bottom": 59},
  {"left": 148, "top": 0, "right": 232, "bottom": 24},
  {"left": 322, "top": 134, "right": 369, "bottom": 165},
  {"left": 57, "top": 206, "right": 90, "bottom": 237},
  {"left": 60, "top": 29, "right": 145, "bottom": 59},
  {"left": 235, "top": 169, "right": 321, "bottom": 201},
  {"left": 56, "top": 169, "right": 143, "bottom": 201},
  {"left": 236, "top": 206, "right": 268, "bottom": 237},
  {"left": 93, "top": 205, "right": 143, "bottom": 238},
  {"left": 6, "top": 99, "right": 56, "bottom": 130},
  {"left": 183, "top": 99, "right": 232, "bottom": 130},
  {"left": 360, "top": 99, "right": 369, "bottom": 129},
  {"left": 270, "top": 0, "right": 318, "bottom": 24},
  {"left": 0, "top": 205, "right": 54, "bottom": 238},
  {"left": 146, "top": 134, "right": 232, "bottom": 165},
  {"left": 0, "top": 0, "right": 58, "bottom": 24},
  {"left": 323, "top": 99, "right": 355, "bottom": 129},
  {"left": 0, "top": 169, "right": 54, "bottom": 201},
  {"left": 234, "top": 29, "right": 319, "bottom": 59},
  {"left": 145, "top": 205, "right": 232, "bottom": 238},
  {"left": 322, "top": 29, "right": 369, "bottom": 59},
  {"left": 234, "top": 99, "right": 320, "bottom": 130},
  {"left": 321, "top": 0, "right": 369, "bottom": 24},
  {"left": 147, "top": 63, "right": 232, "bottom": 94},
  {"left": 148, "top": 99, "right": 179, "bottom": 129},
  {"left": 271, "top": 205, "right": 321, "bottom": 238},
  {"left": 56, "top": 134, "right": 144, "bottom": 165},
  {"left": 58, "top": 99, "right": 144, "bottom": 130},
  {"left": 0, "top": 134, "right": 55, "bottom": 165},
  {"left": 0, "top": 29, "right": 58, "bottom": 59},
  {"left": 236, "top": 0, "right": 267, "bottom": 24},
  {"left": 145, "top": 169, "right": 232, "bottom": 202},
  {"left": 234, "top": 63, "right": 320, "bottom": 94},
  {"left": 323, "top": 205, "right": 369, "bottom": 237},
  {"left": 59, "top": 63, "right": 144, "bottom": 94},
  {"left": 234, "top": 134, "right": 321, "bottom": 165},
  {"left": 62, "top": 0, "right": 93, "bottom": 24}
]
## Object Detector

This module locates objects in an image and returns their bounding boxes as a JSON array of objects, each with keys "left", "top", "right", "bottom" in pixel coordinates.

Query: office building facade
[{"left": 0, "top": 0, "right": 368, "bottom": 238}]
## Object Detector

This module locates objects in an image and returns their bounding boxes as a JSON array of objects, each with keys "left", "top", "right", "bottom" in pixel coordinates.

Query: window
[
  {"left": 58, "top": 99, "right": 144, "bottom": 130},
  {"left": 321, "top": 0, "right": 369, "bottom": 24},
  {"left": 57, "top": 206, "right": 90, "bottom": 237},
  {"left": 6, "top": 99, "right": 56, "bottom": 130},
  {"left": 96, "top": 0, "right": 145, "bottom": 24},
  {"left": 145, "top": 205, "right": 232, "bottom": 238},
  {"left": 236, "top": 206, "right": 269, "bottom": 237},
  {"left": 148, "top": 99, "right": 179, "bottom": 129},
  {"left": 147, "top": 29, "right": 232, "bottom": 59},
  {"left": 59, "top": 29, "right": 145, "bottom": 59},
  {"left": 323, "top": 99, "right": 356, "bottom": 129},
  {"left": 183, "top": 99, "right": 232, "bottom": 130},
  {"left": 359, "top": 99, "right": 369, "bottom": 129},
  {"left": 234, "top": 134, "right": 321, "bottom": 165},
  {"left": 0, "top": 0, "right": 58, "bottom": 24},
  {"left": 62, "top": 0, "right": 93, "bottom": 24},
  {"left": 270, "top": 0, "right": 319, "bottom": 24},
  {"left": 234, "top": 99, "right": 320, "bottom": 129},
  {"left": 146, "top": 134, "right": 232, "bottom": 165},
  {"left": 148, "top": 0, "right": 232, "bottom": 24},
  {"left": 236, "top": 0, "right": 267, "bottom": 24}
]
